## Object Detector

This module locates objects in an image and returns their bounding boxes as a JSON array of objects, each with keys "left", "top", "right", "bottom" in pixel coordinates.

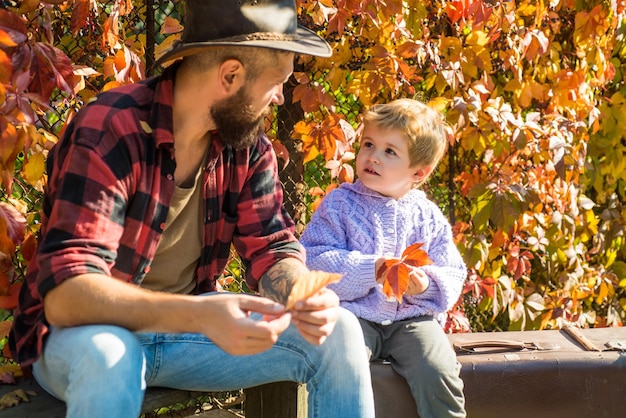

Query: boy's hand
[{"left": 404, "top": 267, "right": 429, "bottom": 296}]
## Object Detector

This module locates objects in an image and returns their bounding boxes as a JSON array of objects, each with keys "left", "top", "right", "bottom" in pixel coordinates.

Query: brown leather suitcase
[{"left": 371, "top": 326, "right": 626, "bottom": 418}]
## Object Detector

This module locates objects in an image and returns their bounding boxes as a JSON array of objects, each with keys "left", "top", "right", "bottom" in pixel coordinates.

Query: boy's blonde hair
[{"left": 362, "top": 98, "right": 448, "bottom": 176}]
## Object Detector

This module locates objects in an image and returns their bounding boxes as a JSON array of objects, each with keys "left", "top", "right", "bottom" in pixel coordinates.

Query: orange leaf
[
  {"left": 160, "top": 16, "right": 184, "bottom": 35},
  {"left": 0, "top": 201, "right": 25, "bottom": 262},
  {"left": 338, "top": 163, "right": 354, "bottom": 183},
  {"left": 400, "top": 242, "right": 433, "bottom": 268},
  {"left": 0, "top": 50, "right": 13, "bottom": 85},
  {"left": 0, "top": 270, "right": 8, "bottom": 294},
  {"left": 271, "top": 140, "right": 290, "bottom": 166},
  {"left": 154, "top": 33, "right": 182, "bottom": 64},
  {"left": 31, "top": 43, "right": 75, "bottom": 98},
  {"left": 70, "top": 0, "right": 92, "bottom": 36},
  {"left": 286, "top": 270, "right": 343, "bottom": 310},
  {"left": 20, "top": 233, "right": 37, "bottom": 264},
  {"left": 0, "top": 201, "right": 26, "bottom": 248},
  {"left": 378, "top": 243, "right": 433, "bottom": 303},
  {"left": 0, "top": 320, "right": 11, "bottom": 339},
  {"left": 0, "top": 282, "right": 21, "bottom": 309},
  {"left": 0, "top": 118, "right": 20, "bottom": 172},
  {"left": 381, "top": 263, "right": 410, "bottom": 303}
]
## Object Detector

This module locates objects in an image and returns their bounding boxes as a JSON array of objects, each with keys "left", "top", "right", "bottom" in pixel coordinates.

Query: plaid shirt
[{"left": 10, "top": 63, "right": 304, "bottom": 366}]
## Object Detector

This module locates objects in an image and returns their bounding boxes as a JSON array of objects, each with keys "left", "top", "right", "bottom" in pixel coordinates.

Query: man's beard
[{"left": 210, "top": 85, "right": 271, "bottom": 150}]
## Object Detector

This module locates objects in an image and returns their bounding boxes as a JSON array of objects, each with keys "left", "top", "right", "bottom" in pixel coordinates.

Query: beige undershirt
[{"left": 141, "top": 153, "right": 206, "bottom": 294}]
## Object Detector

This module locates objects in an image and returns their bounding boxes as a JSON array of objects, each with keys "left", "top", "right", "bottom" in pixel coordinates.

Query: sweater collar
[{"left": 346, "top": 179, "right": 423, "bottom": 204}]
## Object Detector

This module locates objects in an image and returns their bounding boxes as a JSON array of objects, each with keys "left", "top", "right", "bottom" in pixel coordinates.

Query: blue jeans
[{"left": 33, "top": 308, "right": 374, "bottom": 418}]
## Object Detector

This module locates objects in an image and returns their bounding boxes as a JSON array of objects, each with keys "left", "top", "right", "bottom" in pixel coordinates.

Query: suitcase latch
[{"left": 605, "top": 341, "right": 626, "bottom": 351}]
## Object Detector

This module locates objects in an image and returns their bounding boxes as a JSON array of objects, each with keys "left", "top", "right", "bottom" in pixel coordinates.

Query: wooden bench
[
  {"left": 3, "top": 327, "right": 626, "bottom": 417},
  {"left": 0, "top": 379, "right": 305, "bottom": 417}
]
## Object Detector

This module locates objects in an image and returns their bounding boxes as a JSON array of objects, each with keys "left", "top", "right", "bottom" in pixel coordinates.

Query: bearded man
[{"left": 9, "top": 1, "right": 375, "bottom": 417}]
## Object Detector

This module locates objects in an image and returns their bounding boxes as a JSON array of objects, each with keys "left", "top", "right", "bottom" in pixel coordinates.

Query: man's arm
[
  {"left": 258, "top": 258, "right": 339, "bottom": 345},
  {"left": 43, "top": 273, "right": 292, "bottom": 355},
  {"left": 257, "top": 257, "right": 307, "bottom": 305}
]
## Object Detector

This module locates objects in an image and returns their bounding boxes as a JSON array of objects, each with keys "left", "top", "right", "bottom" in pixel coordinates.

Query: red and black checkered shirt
[{"left": 10, "top": 63, "right": 304, "bottom": 366}]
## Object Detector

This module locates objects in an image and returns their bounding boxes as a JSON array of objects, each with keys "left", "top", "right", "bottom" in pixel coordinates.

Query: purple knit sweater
[{"left": 300, "top": 180, "right": 467, "bottom": 325}]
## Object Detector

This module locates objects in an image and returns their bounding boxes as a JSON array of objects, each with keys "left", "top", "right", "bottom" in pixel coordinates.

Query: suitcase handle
[{"left": 453, "top": 340, "right": 549, "bottom": 353}]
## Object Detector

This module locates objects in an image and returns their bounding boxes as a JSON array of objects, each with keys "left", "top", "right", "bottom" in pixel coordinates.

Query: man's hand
[
  {"left": 404, "top": 267, "right": 429, "bottom": 296},
  {"left": 196, "top": 293, "right": 291, "bottom": 355},
  {"left": 289, "top": 287, "right": 339, "bottom": 345}
]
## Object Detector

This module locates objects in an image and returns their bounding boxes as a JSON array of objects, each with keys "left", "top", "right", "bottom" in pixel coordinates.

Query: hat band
[
  {"left": 179, "top": 32, "right": 301, "bottom": 47},
  {"left": 216, "top": 32, "right": 301, "bottom": 42}
]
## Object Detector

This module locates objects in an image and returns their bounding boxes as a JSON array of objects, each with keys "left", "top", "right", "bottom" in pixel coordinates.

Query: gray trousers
[{"left": 359, "top": 317, "right": 466, "bottom": 418}]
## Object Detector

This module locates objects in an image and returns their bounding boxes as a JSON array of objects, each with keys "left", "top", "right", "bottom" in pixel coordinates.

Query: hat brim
[{"left": 155, "top": 25, "right": 331, "bottom": 68}]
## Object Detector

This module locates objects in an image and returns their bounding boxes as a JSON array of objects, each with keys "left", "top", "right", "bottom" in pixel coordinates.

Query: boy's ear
[{"left": 412, "top": 165, "right": 433, "bottom": 183}]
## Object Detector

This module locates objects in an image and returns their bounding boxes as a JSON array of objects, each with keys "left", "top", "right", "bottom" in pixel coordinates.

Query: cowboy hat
[{"left": 155, "top": 0, "right": 332, "bottom": 67}]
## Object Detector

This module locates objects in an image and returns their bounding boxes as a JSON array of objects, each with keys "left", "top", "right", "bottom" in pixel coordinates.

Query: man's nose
[{"left": 272, "top": 85, "right": 285, "bottom": 106}]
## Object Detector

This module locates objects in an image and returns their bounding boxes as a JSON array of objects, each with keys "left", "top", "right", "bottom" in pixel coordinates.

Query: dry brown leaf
[
  {"left": 0, "top": 388, "right": 36, "bottom": 410},
  {"left": 286, "top": 270, "right": 343, "bottom": 310}
]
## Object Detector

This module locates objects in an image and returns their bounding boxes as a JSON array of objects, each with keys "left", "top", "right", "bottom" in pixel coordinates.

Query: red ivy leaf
[
  {"left": 381, "top": 263, "right": 410, "bottom": 303},
  {"left": 0, "top": 283, "right": 20, "bottom": 310},
  {"left": 0, "top": 201, "right": 26, "bottom": 254},
  {"left": 70, "top": 0, "right": 92, "bottom": 36},
  {"left": 377, "top": 242, "right": 433, "bottom": 302},
  {"left": 400, "top": 242, "right": 433, "bottom": 268},
  {"left": 30, "top": 43, "right": 75, "bottom": 99}
]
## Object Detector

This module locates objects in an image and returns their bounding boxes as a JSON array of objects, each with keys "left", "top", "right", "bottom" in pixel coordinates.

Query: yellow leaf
[
  {"left": 22, "top": 152, "right": 46, "bottom": 186},
  {"left": 427, "top": 97, "right": 450, "bottom": 113},
  {"left": 0, "top": 364, "right": 21, "bottom": 377},
  {"left": 154, "top": 33, "right": 182, "bottom": 63},
  {"left": 286, "top": 271, "right": 343, "bottom": 310},
  {"left": 0, "top": 389, "right": 33, "bottom": 410},
  {"left": 140, "top": 121, "right": 152, "bottom": 134},
  {"left": 466, "top": 30, "right": 489, "bottom": 47}
]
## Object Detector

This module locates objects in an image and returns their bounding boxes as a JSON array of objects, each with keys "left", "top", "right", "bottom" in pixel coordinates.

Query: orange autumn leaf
[
  {"left": 286, "top": 270, "right": 343, "bottom": 310},
  {"left": 377, "top": 243, "right": 433, "bottom": 303},
  {"left": 70, "top": 0, "right": 93, "bottom": 36},
  {"left": 292, "top": 114, "right": 352, "bottom": 164},
  {"left": 0, "top": 282, "right": 21, "bottom": 310},
  {"left": 401, "top": 242, "right": 434, "bottom": 268},
  {"left": 160, "top": 16, "right": 184, "bottom": 35},
  {"left": 0, "top": 320, "right": 11, "bottom": 339},
  {"left": 20, "top": 233, "right": 37, "bottom": 264},
  {"left": 380, "top": 262, "right": 410, "bottom": 304},
  {"left": 0, "top": 202, "right": 26, "bottom": 256}
]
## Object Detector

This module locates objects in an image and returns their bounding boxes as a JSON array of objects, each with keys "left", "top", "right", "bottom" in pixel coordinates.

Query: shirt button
[
  {"left": 386, "top": 228, "right": 394, "bottom": 234},
  {"left": 160, "top": 222, "right": 166, "bottom": 230},
  {"left": 167, "top": 174, "right": 173, "bottom": 181},
  {"left": 143, "top": 266, "right": 151, "bottom": 274},
  {"left": 381, "top": 320, "right": 392, "bottom": 326}
]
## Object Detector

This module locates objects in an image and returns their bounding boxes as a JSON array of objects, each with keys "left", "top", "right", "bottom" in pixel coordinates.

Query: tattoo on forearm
[{"left": 259, "top": 259, "right": 304, "bottom": 305}]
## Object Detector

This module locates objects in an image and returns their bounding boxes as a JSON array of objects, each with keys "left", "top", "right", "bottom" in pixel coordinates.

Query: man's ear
[{"left": 219, "top": 59, "right": 245, "bottom": 93}]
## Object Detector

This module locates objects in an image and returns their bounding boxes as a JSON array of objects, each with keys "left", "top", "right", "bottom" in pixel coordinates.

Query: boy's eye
[
  {"left": 363, "top": 141, "right": 373, "bottom": 148},
  {"left": 385, "top": 148, "right": 396, "bottom": 155}
]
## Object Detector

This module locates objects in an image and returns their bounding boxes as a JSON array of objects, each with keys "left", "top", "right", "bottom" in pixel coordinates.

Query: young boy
[{"left": 300, "top": 98, "right": 467, "bottom": 418}]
